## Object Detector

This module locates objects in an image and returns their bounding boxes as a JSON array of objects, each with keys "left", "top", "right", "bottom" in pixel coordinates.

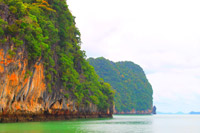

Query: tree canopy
[{"left": 88, "top": 57, "right": 153, "bottom": 112}]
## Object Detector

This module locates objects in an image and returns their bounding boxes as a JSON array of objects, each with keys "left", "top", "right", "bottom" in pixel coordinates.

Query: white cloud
[{"left": 68, "top": 0, "right": 200, "bottom": 112}]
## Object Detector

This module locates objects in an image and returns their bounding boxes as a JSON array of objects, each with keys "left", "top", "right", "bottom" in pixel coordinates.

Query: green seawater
[{"left": 0, "top": 115, "right": 200, "bottom": 133}]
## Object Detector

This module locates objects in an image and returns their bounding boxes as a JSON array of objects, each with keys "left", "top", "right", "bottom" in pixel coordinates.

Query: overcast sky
[{"left": 67, "top": 0, "right": 200, "bottom": 113}]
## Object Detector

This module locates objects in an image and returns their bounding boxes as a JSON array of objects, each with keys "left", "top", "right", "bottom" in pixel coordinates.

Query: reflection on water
[
  {"left": 78, "top": 115, "right": 153, "bottom": 133},
  {"left": 0, "top": 115, "right": 200, "bottom": 133}
]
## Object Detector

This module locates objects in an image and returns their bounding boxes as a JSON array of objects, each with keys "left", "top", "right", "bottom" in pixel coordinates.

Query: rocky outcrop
[
  {"left": 152, "top": 106, "right": 156, "bottom": 114},
  {"left": 0, "top": 48, "right": 112, "bottom": 123}
]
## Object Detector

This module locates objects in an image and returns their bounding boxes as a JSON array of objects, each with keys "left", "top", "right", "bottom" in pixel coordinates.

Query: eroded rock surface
[{"left": 0, "top": 49, "right": 112, "bottom": 122}]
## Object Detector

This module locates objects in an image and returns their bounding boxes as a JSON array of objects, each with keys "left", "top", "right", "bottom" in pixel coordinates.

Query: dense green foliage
[
  {"left": 88, "top": 57, "right": 153, "bottom": 112},
  {"left": 0, "top": 0, "right": 114, "bottom": 111}
]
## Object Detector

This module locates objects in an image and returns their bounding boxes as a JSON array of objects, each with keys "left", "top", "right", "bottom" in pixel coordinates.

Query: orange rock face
[{"left": 0, "top": 49, "right": 46, "bottom": 113}]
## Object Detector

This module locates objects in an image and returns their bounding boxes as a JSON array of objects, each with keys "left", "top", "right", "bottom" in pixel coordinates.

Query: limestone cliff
[{"left": 0, "top": 0, "right": 114, "bottom": 122}]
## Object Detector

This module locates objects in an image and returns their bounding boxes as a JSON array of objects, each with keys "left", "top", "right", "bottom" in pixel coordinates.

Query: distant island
[
  {"left": 190, "top": 111, "right": 200, "bottom": 114},
  {"left": 88, "top": 57, "right": 154, "bottom": 114},
  {"left": 157, "top": 111, "right": 200, "bottom": 115},
  {"left": 157, "top": 112, "right": 187, "bottom": 115}
]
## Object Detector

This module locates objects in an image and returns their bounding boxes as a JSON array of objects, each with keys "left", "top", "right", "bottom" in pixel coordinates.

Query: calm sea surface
[{"left": 0, "top": 115, "right": 200, "bottom": 133}]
